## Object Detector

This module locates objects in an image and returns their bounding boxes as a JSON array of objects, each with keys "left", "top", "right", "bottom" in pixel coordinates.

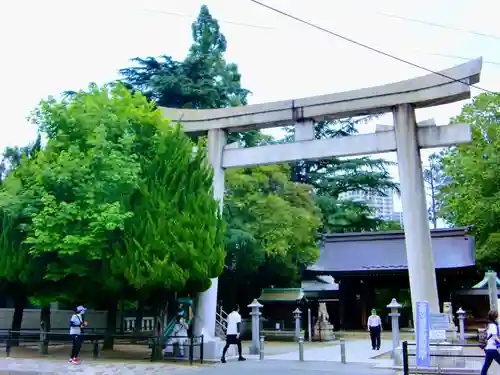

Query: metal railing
[
  {"left": 0, "top": 329, "right": 204, "bottom": 365},
  {"left": 402, "top": 340, "right": 484, "bottom": 375},
  {"left": 215, "top": 307, "right": 228, "bottom": 339}
]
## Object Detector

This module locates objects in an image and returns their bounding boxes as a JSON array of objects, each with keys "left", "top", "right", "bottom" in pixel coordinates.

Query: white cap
[{"left": 76, "top": 305, "right": 86, "bottom": 313}]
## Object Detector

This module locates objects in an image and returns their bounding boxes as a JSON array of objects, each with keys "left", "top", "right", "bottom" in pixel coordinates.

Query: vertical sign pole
[{"left": 416, "top": 301, "right": 430, "bottom": 368}]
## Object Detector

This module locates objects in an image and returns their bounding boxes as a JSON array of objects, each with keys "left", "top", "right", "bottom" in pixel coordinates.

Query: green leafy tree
[
  {"left": 25, "top": 84, "right": 225, "bottom": 346},
  {"left": 219, "top": 164, "right": 322, "bottom": 309},
  {"left": 436, "top": 93, "right": 500, "bottom": 269},
  {"left": 119, "top": 5, "right": 262, "bottom": 147},
  {"left": 0, "top": 137, "right": 51, "bottom": 343},
  {"left": 286, "top": 118, "right": 399, "bottom": 233}
]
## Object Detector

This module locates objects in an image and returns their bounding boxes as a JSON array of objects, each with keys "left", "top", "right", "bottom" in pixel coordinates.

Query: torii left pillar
[{"left": 193, "top": 128, "right": 227, "bottom": 358}]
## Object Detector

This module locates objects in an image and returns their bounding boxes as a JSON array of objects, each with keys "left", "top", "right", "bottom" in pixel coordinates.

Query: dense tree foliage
[
  {"left": 0, "top": 84, "right": 226, "bottom": 342},
  {"left": 286, "top": 118, "right": 399, "bottom": 234},
  {"left": 119, "top": 5, "right": 261, "bottom": 147},
  {"left": 436, "top": 93, "right": 500, "bottom": 269},
  {"left": 219, "top": 164, "right": 322, "bottom": 309}
]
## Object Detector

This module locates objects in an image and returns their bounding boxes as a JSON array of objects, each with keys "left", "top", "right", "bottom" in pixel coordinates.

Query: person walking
[
  {"left": 68, "top": 305, "right": 87, "bottom": 364},
  {"left": 221, "top": 305, "right": 246, "bottom": 363},
  {"left": 480, "top": 310, "right": 500, "bottom": 375},
  {"left": 367, "top": 308, "right": 382, "bottom": 350}
]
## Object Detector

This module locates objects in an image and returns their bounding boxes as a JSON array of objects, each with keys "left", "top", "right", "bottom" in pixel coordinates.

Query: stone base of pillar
[{"left": 249, "top": 345, "right": 259, "bottom": 355}]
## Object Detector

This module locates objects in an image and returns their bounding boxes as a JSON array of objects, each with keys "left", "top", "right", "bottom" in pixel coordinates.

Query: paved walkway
[
  {"left": 0, "top": 358, "right": 195, "bottom": 374},
  {"left": 0, "top": 358, "right": 398, "bottom": 375},
  {"left": 266, "top": 339, "right": 393, "bottom": 364},
  {"left": 0, "top": 339, "right": 396, "bottom": 374},
  {"left": 197, "top": 360, "right": 398, "bottom": 375}
]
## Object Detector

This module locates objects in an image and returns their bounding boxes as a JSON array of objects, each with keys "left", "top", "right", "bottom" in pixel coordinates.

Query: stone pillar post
[
  {"left": 393, "top": 104, "right": 439, "bottom": 316},
  {"left": 194, "top": 129, "right": 227, "bottom": 346},
  {"left": 248, "top": 299, "right": 263, "bottom": 355},
  {"left": 293, "top": 308, "right": 302, "bottom": 341},
  {"left": 387, "top": 298, "right": 402, "bottom": 358},
  {"left": 487, "top": 271, "right": 498, "bottom": 312},
  {"left": 457, "top": 308, "right": 466, "bottom": 344}
]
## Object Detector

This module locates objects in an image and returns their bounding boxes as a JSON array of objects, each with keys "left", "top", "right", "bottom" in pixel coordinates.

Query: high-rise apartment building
[{"left": 339, "top": 189, "right": 395, "bottom": 221}]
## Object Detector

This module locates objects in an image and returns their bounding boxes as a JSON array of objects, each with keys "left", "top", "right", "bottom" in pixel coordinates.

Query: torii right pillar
[{"left": 393, "top": 104, "right": 440, "bottom": 315}]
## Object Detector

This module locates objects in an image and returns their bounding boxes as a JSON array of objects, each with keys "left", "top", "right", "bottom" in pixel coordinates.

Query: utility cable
[
  {"left": 248, "top": 0, "right": 496, "bottom": 94},
  {"left": 142, "top": 6, "right": 500, "bottom": 66},
  {"left": 375, "top": 12, "right": 500, "bottom": 41}
]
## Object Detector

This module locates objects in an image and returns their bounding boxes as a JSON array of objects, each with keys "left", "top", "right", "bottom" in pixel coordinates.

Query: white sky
[{"left": 1, "top": 0, "right": 499, "bottom": 213}]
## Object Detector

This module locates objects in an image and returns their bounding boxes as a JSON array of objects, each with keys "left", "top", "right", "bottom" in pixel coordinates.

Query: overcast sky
[{"left": 1, "top": 0, "right": 499, "bottom": 212}]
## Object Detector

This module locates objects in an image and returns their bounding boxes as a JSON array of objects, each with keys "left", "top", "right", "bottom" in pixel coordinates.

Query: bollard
[
  {"left": 259, "top": 336, "right": 265, "bottom": 360},
  {"left": 340, "top": 338, "right": 346, "bottom": 364},
  {"left": 298, "top": 337, "right": 304, "bottom": 361}
]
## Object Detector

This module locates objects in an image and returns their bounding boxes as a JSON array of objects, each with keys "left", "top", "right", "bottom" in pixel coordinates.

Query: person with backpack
[
  {"left": 480, "top": 310, "right": 500, "bottom": 375},
  {"left": 68, "top": 305, "right": 87, "bottom": 364}
]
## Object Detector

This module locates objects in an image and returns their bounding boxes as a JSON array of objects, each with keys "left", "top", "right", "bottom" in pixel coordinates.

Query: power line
[
  {"left": 142, "top": 6, "right": 500, "bottom": 67},
  {"left": 375, "top": 12, "right": 500, "bottom": 41},
  {"left": 248, "top": 0, "right": 496, "bottom": 94},
  {"left": 141, "top": 8, "right": 276, "bottom": 30},
  {"left": 425, "top": 52, "right": 500, "bottom": 67}
]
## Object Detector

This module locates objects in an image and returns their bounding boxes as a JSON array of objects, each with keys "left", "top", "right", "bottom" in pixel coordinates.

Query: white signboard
[{"left": 416, "top": 301, "right": 430, "bottom": 367}]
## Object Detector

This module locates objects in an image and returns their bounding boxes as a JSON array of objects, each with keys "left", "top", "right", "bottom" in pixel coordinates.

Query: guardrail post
[
  {"left": 6, "top": 329, "right": 11, "bottom": 357},
  {"left": 92, "top": 336, "right": 100, "bottom": 359},
  {"left": 189, "top": 337, "right": 194, "bottom": 365},
  {"left": 259, "top": 336, "right": 264, "bottom": 360},
  {"left": 340, "top": 338, "right": 346, "bottom": 364},
  {"left": 402, "top": 341, "right": 409, "bottom": 375},
  {"left": 200, "top": 335, "right": 204, "bottom": 364},
  {"left": 298, "top": 336, "right": 304, "bottom": 361}
]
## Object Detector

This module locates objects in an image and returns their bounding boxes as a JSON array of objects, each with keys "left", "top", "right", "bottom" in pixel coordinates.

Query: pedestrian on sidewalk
[
  {"left": 68, "top": 305, "right": 87, "bottom": 365},
  {"left": 221, "top": 305, "right": 246, "bottom": 363},
  {"left": 367, "top": 308, "right": 382, "bottom": 350},
  {"left": 480, "top": 310, "right": 500, "bottom": 375}
]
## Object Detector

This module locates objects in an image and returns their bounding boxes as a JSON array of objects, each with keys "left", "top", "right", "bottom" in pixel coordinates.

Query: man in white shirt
[
  {"left": 367, "top": 308, "right": 382, "bottom": 350},
  {"left": 221, "top": 305, "right": 246, "bottom": 363}
]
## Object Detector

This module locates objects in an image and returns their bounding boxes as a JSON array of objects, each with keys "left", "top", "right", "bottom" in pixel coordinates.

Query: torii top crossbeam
[{"left": 160, "top": 58, "right": 482, "bottom": 134}]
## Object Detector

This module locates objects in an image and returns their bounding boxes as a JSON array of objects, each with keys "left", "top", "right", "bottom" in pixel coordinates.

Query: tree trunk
[
  {"left": 103, "top": 298, "right": 118, "bottom": 350},
  {"left": 39, "top": 306, "right": 51, "bottom": 355},
  {"left": 10, "top": 293, "right": 27, "bottom": 347},
  {"left": 40, "top": 306, "right": 51, "bottom": 332},
  {"left": 131, "top": 300, "right": 144, "bottom": 344},
  {"left": 151, "top": 302, "right": 168, "bottom": 361}
]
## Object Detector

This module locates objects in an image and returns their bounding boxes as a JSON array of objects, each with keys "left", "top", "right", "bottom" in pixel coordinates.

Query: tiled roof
[{"left": 308, "top": 227, "right": 475, "bottom": 272}]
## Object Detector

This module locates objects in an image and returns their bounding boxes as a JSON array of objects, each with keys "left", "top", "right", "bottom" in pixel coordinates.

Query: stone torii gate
[{"left": 161, "top": 58, "right": 482, "bottom": 357}]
